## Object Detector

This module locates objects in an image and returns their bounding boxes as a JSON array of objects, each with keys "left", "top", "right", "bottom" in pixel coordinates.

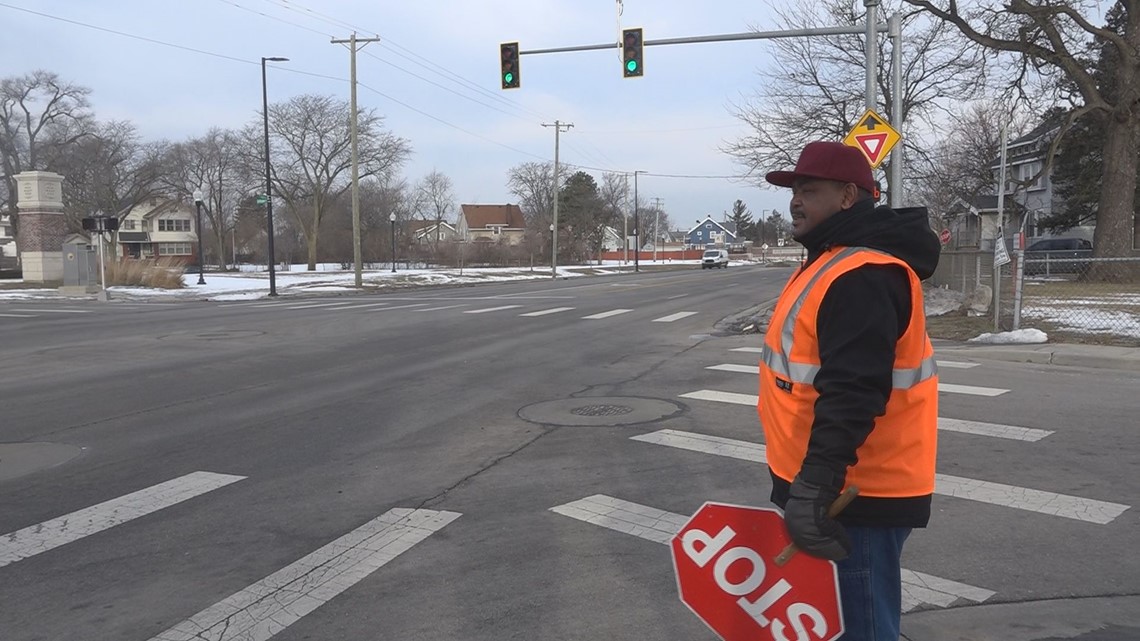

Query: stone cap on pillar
[{"left": 16, "top": 171, "right": 65, "bottom": 212}]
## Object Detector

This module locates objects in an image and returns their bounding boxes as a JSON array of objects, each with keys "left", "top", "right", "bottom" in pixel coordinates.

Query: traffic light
[
  {"left": 501, "top": 42, "right": 520, "bottom": 89},
  {"left": 622, "top": 28, "right": 643, "bottom": 78}
]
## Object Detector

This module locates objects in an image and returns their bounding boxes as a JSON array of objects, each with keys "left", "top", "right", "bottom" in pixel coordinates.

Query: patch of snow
[
  {"left": 924, "top": 286, "right": 964, "bottom": 317},
  {"left": 209, "top": 292, "right": 267, "bottom": 302},
  {"left": 0, "top": 289, "right": 61, "bottom": 300},
  {"left": 968, "top": 328, "right": 1049, "bottom": 344}
]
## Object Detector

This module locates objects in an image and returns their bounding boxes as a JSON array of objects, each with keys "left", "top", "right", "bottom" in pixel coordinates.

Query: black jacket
[{"left": 768, "top": 198, "right": 941, "bottom": 528}]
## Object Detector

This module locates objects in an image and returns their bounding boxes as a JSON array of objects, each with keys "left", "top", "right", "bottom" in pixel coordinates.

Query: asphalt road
[{"left": 1, "top": 265, "right": 1136, "bottom": 641}]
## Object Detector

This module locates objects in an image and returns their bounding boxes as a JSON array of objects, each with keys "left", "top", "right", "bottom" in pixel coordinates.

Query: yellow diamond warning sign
[{"left": 843, "top": 109, "right": 901, "bottom": 168}]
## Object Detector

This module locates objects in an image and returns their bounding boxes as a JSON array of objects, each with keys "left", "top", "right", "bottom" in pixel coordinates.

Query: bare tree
[
  {"left": 903, "top": 0, "right": 1139, "bottom": 260},
  {"left": 53, "top": 120, "right": 167, "bottom": 230},
  {"left": 163, "top": 128, "right": 249, "bottom": 269},
  {"left": 724, "top": 0, "right": 987, "bottom": 195},
  {"left": 506, "top": 161, "right": 557, "bottom": 229},
  {"left": 416, "top": 169, "right": 455, "bottom": 249},
  {"left": 599, "top": 172, "right": 631, "bottom": 242},
  {"left": 247, "top": 94, "right": 412, "bottom": 270},
  {"left": 0, "top": 70, "right": 95, "bottom": 239}
]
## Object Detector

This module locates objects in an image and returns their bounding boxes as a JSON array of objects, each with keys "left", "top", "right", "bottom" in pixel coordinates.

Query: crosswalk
[
  {"left": 5, "top": 334, "right": 1131, "bottom": 634},
  {"left": 548, "top": 343, "right": 1132, "bottom": 615}
]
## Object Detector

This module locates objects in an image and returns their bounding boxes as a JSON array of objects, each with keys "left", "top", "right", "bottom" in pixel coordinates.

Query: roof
[
  {"left": 989, "top": 113, "right": 1066, "bottom": 167},
  {"left": 947, "top": 195, "right": 1028, "bottom": 215},
  {"left": 460, "top": 204, "right": 526, "bottom": 229},
  {"left": 686, "top": 216, "right": 736, "bottom": 236},
  {"left": 118, "top": 232, "right": 150, "bottom": 242}
]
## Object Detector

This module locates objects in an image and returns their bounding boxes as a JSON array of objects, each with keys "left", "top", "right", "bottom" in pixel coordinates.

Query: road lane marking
[
  {"left": 10, "top": 308, "right": 92, "bottom": 314},
  {"left": 322, "top": 302, "right": 392, "bottom": 311},
  {"left": 0, "top": 313, "right": 37, "bottom": 318},
  {"left": 939, "top": 383, "right": 1010, "bottom": 397},
  {"left": 582, "top": 309, "right": 633, "bottom": 320},
  {"left": 413, "top": 304, "right": 468, "bottom": 312},
  {"left": 730, "top": 348, "right": 981, "bottom": 371},
  {"left": 285, "top": 302, "right": 354, "bottom": 310},
  {"left": 148, "top": 508, "right": 460, "bottom": 641},
  {"left": 632, "top": 429, "right": 1129, "bottom": 523},
  {"left": 464, "top": 305, "right": 523, "bottom": 314},
  {"left": 0, "top": 472, "right": 245, "bottom": 569},
  {"left": 371, "top": 303, "right": 430, "bottom": 312},
  {"left": 666, "top": 294, "right": 688, "bottom": 300},
  {"left": 934, "top": 360, "right": 980, "bottom": 369},
  {"left": 652, "top": 311, "right": 698, "bottom": 323},
  {"left": 703, "top": 366, "right": 1010, "bottom": 397},
  {"left": 550, "top": 494, "right": 992, "bottom": 612},
  {"left": 679, "top": 389, "right": 1051, "bottom": 441},
  {"left": 520, "top": 307, "right": 576, "bottom": 317}
]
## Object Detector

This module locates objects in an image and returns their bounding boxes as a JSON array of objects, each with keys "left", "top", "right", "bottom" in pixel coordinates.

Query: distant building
[
  {"left": 115, "top": 198, "right": 200, "bottom": 263},
  {"left": 457, "top": 204, "right": 527, "bottom": 245},
  {"left": 685, "top": 215, "right": 738, "bottom": 248}
]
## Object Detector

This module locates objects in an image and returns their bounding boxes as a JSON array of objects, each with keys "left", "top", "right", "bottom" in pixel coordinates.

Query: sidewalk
[
  {"left": 902, "top": 595, "right": 1140, "bottom": 640},
  {"left": 935, "top": 341, "right": 1140, "bottom": 373}
]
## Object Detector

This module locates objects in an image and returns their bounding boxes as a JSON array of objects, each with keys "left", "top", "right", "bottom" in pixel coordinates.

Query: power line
[
  {"left": 216, "top": 0, "right": 332, "bottom": 37},
  {"left": 262, "top": 0, "right": 367, "bottom": 35}
]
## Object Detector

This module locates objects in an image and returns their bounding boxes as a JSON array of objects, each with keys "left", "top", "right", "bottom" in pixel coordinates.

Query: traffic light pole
[
  {"left": 517, "top": 13, "right": 906, "bottom": 206},
  {"left": 543, "top": 121, "right": 573, "bottom": 280},
  {"left": 632, "top": 170, "right": 642, "bottom": 273}
]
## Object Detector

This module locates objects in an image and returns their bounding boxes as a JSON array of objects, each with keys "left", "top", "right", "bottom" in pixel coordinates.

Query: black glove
[{"left": 784, "top": 472, "right": 852, "bottom": 561}]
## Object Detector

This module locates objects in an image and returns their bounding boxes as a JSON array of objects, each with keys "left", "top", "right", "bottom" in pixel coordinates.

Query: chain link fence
[{"left": 929, "top": 251, "right": 1140, "bottom": 346}]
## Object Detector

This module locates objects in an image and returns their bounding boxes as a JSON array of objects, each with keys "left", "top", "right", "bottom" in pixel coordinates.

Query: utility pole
[
  {"left": 543, "top": 120, "right": 573, "bottom": 279},
  {"left": 332, "top": 32, "right": 381, "bottom": 288},
  {"left": 651, "top": 197, "right": 664, "bottom": 263},
  {"left": 623, "top": 174, "right": 630, "bottom": 265},
  {"left": 632, "top": 171, "right": 642, "bottom": 273}
]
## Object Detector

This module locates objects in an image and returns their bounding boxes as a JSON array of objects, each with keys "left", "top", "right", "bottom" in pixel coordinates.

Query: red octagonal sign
[{"left": 670, "top": 502, "right": 843, "bottom": 641}]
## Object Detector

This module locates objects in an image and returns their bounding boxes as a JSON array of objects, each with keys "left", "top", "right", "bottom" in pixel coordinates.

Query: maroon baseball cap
[{"left": 766, "top": 141, "right": 875, "bottom": 193}]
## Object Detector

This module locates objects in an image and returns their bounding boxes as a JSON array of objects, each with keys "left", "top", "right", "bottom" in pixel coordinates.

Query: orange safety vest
[{"left": 757, "top": 246, "right": 938, "bottom": 498}]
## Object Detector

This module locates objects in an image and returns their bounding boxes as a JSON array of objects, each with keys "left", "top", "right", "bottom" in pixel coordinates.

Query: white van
[{"left": 701, "top": 249, "right": 729, "bottom": 269}]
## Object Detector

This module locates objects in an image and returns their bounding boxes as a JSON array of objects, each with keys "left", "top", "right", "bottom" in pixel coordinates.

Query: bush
[{"left": 106, "top": 257, "right": 186, "bottom": 289}]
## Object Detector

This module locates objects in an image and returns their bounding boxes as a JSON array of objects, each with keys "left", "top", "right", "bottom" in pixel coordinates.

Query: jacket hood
[{"left": 798, "top": 199, "right": 941, "bottom": 280}]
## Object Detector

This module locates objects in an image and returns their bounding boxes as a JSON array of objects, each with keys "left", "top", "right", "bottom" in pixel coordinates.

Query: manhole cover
[
  {"left": 570, "top": 404, "right": 634, "bottom": 417},
  {"left": 519, "top": 397, "right": 682, "bottom": 427}
]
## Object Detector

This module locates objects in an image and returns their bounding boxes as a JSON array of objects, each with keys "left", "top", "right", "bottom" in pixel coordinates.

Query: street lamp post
[
  {"left": 262, "top": 56, "right": 288, "bottom": 296},
  {"left": 192, "top": 189, "right": 207, "bottom": 285},
  {"left": 389, "top": 212, "right": 397, "bottom": 273}
]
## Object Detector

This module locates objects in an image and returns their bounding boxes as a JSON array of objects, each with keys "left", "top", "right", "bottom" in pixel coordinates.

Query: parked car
[
  {"left": 701, "top": 249, "right": 729, "bottom": 269},
  {"left": 1023, "top": 237, "right": 1092, "bottom": 276}
]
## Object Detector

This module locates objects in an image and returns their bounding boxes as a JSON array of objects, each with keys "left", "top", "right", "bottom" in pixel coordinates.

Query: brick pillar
[{"left": 15, "top": 171, "right": 66, "bottom": 283}]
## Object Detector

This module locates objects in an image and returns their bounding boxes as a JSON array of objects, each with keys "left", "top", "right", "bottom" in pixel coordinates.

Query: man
[{"left": 758, "top": 141, "right": 940, "bottom": 640}]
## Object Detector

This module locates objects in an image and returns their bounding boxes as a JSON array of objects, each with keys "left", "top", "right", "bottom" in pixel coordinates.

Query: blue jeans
[{"left": 836, "top": 526, "right": 912, "bottom": 641}]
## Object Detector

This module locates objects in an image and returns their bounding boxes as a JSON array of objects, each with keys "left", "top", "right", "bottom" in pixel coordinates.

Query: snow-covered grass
[
  {"left": 968, "top": 329, "right": 1049, "bottom": 344},
  {"left": 0, "top": 260, "right": 707, "bottom": 302}
]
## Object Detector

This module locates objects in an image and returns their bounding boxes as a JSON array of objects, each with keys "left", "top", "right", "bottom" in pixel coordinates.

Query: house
[
  {"left": 600, "top": 226, "right": 624, "bottom": 252},
  {"left": 457, "top": 204, "right": 526, "bottom": 245},
  {"left": 685, "top": 215, "right": 738, "bottom": 248},
  {"left": 115, "top": 198, "right": 199, "bottom": 263},
  {"left": 408, "top": 220, "right": 458, "bottom": 245},
  {"left": 946, "top": 196, "right": 1027, "bottom": 250}
]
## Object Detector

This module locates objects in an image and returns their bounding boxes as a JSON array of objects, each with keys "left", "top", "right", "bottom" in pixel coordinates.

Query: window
[
  {"left": 493, "top": 225, "right": 501, "bottom": 235},
  {"left": 158, "top": 242, "right": 192, "bottom": 255},
  {"left": 121, "top": 219, "right": 136, "bottom": 230},
  {"left": 158, "top": 218, "right": 191, "bottom": 232}
]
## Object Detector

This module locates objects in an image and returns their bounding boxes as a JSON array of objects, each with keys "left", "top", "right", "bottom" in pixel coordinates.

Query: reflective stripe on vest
[{"left": 765, "top": 246, "right": 938, "bottom": 389}]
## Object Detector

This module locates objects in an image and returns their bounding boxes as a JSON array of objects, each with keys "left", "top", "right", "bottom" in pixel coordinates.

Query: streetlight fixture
[
  {"left": 191, "top": 189, "right": 207, "bottom": 285},
  {"left": 389, "top": 212, "right": 397, "bottom": 273},
  {"left": 261, "top": 56, "right": 288, "bottom": 296}
]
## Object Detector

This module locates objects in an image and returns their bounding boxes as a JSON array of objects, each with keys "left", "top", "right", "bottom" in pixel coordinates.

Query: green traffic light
[
  {"left": 626, "top": 60, "right": 638, "bottom": 73},
  {"left": 504, "top": 72, "right": 514, "bottom": 84}
]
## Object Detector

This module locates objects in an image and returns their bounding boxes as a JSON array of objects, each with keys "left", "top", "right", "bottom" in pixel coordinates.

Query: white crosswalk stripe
[
  {"left": 729, "top": 348, "right": 981, "bottom": 371},
  {"left": 465, "top": 305, "right": 523, "bottom": 314},
  {"left": 550, "top": 494, "right": 994, "bottom": 613},
  {"left": 631, "top": 429, "right": 1129, "bottom": 524},
  {"left": 10, "top": 308, "right": 93, "bottom": 314},
  {"left": 674, "top": 383, "right": 1044, "bottom": 437},
  {"left": 520, "top": 307, "right": 576, "bottom": 317},
  {"left": 285, "top": 301, "right": 353, "bottom": 310},
  {"left": 323, "top": 302, "right": 392, "bottom": 311},
  {"left": 704, "top": 364, "right": 1010, "bottom": 397},
  {"left": 652, "top": 311, "right": 698, "bottom": 323},
  {"left": 0, "top": 472, "right": 245, "bottom": 569},
  {"left": 148, "top": 508, "right": 460, "bottom": 641},
  {"left": 0, "top": 313, "right": 37, "bottom": 318},
  {"left": 583, "top": 308, "right": 634, "bottom": 320}
]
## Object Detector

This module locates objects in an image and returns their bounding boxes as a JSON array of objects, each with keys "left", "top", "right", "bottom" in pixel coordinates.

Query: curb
[
  {"left": 935, "top": 345, "right": 1140, "bottom": 373},
  {"left": 901, "top": 594, "right": 1140, "bottom": 641}
]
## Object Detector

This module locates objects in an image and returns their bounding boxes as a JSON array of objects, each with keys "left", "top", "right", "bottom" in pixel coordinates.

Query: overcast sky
[{"left": 3, "top": 0, "right": 818, "bottom": 228}]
